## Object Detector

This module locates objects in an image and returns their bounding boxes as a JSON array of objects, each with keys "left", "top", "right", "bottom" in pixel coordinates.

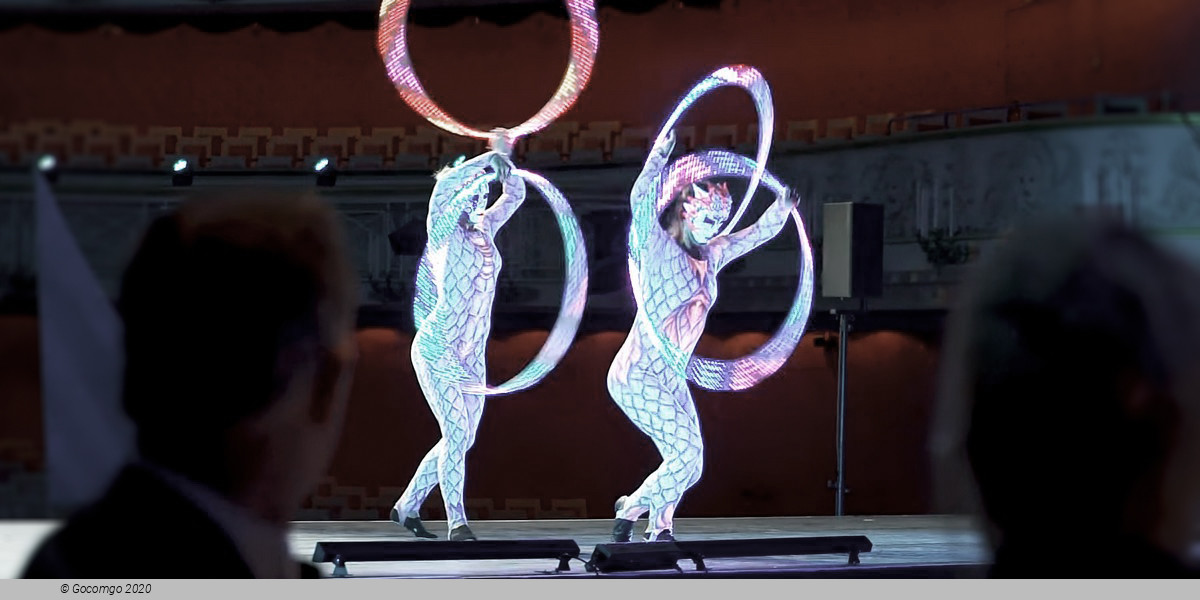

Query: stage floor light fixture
[
  {"left": 311, "top": 539, "right": 582, "bottom": 577},
  {"left": 586, "top": 535, "right": 873, "bottom": 574}
]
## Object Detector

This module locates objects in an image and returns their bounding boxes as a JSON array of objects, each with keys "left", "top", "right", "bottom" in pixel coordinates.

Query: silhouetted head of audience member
[
  {"left": 118, "top": 190, "right": 359, "bottom": 524},
  {"left": 933, "top": 211, "right": 1200, "bottom": 577}
]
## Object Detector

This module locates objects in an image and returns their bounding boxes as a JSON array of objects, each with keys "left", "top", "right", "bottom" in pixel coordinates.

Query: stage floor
[
  {"left": 291, "top": 515, "right": 991, "bottom": 578},
  {"left": 0, "top": 515, "right": 992, "bottom": 578}
]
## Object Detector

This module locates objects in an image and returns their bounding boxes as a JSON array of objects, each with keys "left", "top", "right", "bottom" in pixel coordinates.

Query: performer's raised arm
[
  {"left": 483, "top": 158, "right": 526, "bottom": 231},
  {"left": 425, "top": 152, "right": 497, "bottom": 245},
  {"left": 628, "top": 131, "right": 677, "bottom": 261},
  {"left": 631, "top": 130, "right": 676, "bottom": 217},
  {"left": 429, "top": 153, "right": 495, "bottom": 213},
  {"left": 712, "top": 187, "right": 798, "bottom": 270}
]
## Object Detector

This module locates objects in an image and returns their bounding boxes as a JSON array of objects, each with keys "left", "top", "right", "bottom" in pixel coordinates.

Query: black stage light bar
[
  {"left": 675, "top": 535, "right": 873, "bottom": 569},
  {"left": 312, "top": 539, "right": 582, "bottom": 577},
  {"left": 586, "top": 535, "right": 873, "bottom": 574},
  {"left": 585, "top": 541, "right": 693, "bottom": 574}
]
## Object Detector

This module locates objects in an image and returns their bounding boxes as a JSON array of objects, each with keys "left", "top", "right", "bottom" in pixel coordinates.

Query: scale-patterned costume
[
  {"left": 394, "top": 153, "right": 525, "bottom": 534},
  {"left": 608, "top": 136, "right": 795, "bottom": 538}
]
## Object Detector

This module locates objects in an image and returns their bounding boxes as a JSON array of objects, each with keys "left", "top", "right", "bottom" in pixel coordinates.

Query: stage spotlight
[
  {"left": 36, "top": 154, "right": 59, "bottom": 183},
  {"left": 171, "top": 158, "right": 193, "bottom": 187},
  {"left": 313, "top": 157, "right": 337, "bottom": 187}
]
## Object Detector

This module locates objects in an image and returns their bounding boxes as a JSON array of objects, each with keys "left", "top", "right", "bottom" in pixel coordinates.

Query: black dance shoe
[
  {"left": 612, "top": 495, "right": 636, "bottom": 542},
  {"left": 391, "top": 508, "right": 438, "bottom": 539},
  {"left": 611, "top": 518, "right": 635, "bottom": 543},
  {"left": 647, "top": 529, "right": 675, "bottom": 542},
  {"left": 449, "top": 525, "right": 478, "bottom": 541}
]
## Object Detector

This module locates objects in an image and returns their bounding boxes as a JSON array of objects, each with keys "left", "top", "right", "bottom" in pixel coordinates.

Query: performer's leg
[
  {"left": 394, "top": 439, "right": 444, "bottom": 518},
  {"left": 436, "top": 386, "right": 480, "bottom": 538},
  {"left": 392, "top": 349, "right": 447, "bottom": 538},
  {"left": 644, "top": 409, "right": 703, "bottom": 540},
  {"left": 462, "top": 390, "right": 485, "bottom": 456},
  {"left": 614, "top": 376, "right": 704, "bottom": 540},
  {"left": 608, "top": 369, "right": 704, "bottom": 540},
  {"left": 606, "top": 370, "right": 660, "bottom": 524}
]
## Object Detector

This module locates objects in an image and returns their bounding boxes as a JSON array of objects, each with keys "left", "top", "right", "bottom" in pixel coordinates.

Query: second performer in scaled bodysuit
[
  {"left": 607, "top": 130, "right": 799, "bottom": 542},
  {"left": 390, "top": 151, "right": 524, "bottom": 541}
]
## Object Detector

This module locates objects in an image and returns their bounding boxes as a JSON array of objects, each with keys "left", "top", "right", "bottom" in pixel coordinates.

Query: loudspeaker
[{"left": 821, "top": 202, "right": 883, "bottom": 298}]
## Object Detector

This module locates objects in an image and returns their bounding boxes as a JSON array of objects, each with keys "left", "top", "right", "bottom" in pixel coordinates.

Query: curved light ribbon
[
  {"left": 633, "top": 149, "right": 814, "bottom": 391},
  {"left": 411, "top": 157, "right": 588, "bottom": 396},
  {"left": 649, "top": 65, "right": 774, "bottom": 236},
  {"left": 675, "top": 151, "right": 815, "bottom": 391},
  {"left": 377, "top": 0, "right": 600, "bottom": 143},
  {"left": 461, "top": 167, "right": 589, "bottom": 396}
]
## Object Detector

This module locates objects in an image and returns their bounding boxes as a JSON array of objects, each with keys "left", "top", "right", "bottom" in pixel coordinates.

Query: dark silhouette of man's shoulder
[
  {"left": 991, "top": 536, "right": 1200, "bottom": 579},
  {"left": 21, "top": 464, "right": 318, "bottom": 579}
]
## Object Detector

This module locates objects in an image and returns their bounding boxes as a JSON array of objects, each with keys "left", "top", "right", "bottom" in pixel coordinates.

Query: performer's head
[
  {"left": 119, "top": 190, "right": 359, "bottom": 524},
  {"left": 460, "top": 178, "right": 492, "bottom": 229},
  {"left": 933, "top": 210, "right": 1200, "bottom": 572},
  {"left": 675, "top": 181, "right": 732, "bottom": 245},
  {"left": 434, "top": 156, "right": 494, "bottom": 228}
]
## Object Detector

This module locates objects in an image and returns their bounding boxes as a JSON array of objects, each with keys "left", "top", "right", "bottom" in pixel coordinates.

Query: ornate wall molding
[{"left": 4, "top": 117, "right": 1199, "bottom": 315}]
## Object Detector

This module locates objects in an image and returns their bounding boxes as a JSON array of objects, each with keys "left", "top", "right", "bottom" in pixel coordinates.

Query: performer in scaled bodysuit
[
  {"left": 608, "top": 129, "right": 800, "bottom": 542},
  {"left": 391, "top": 150, "right": 525, "bottom": 542},
  {"left": 377, "top": 0, "right": 596, "bottom": 542}
]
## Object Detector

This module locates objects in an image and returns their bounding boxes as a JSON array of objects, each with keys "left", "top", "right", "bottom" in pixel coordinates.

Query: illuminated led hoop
[
  {"left": 649, "top": 65, "right": 774, "bottom": 236},
  {"left": 633, "top": 150, "right": 814, "bottom": 391},
  {"left": 459, "top": 167, "right": 589, "bottom": 396},
  {"left": 377, "top": 0, "right": 599, "bottom": 142}
]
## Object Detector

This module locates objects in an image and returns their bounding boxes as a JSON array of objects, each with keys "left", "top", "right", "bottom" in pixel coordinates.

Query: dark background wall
[
  {"left": 3, "top": 0, "right": 1197, "bottom": 131},
  {"left": 0, "top": 318, "right": 939, "bottom": 518},
  {"left": 2, "top": 0, "right": 1197, "bottom": 518}
]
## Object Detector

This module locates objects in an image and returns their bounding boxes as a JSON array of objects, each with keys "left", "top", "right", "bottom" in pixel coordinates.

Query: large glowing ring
[
  {"left": 378, "top": 0, "right": 599, "bottom": 143},
  {"left": 634, "top": 150, "right": 814, "bottom": 391},
  {"left": 650, "top": 65, "right": 774, "bottom": 237},
  {"left": 458, "top": 167, "right": 589, "bottom": 396}
]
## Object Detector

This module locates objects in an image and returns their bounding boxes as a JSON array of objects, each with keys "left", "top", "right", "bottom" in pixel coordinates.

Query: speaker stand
[{"left": 832, "top": 310, "right": 854, "bottom": 516}]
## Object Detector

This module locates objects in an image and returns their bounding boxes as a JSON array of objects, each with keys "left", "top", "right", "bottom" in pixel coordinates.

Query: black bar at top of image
[{"left": 0, "top": 0, "right": 723, "bottom": 33}]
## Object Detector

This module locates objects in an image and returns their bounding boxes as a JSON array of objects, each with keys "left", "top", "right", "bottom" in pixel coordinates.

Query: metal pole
[{"left": 835, "top": 311, "right": 849, "bottom": 517}]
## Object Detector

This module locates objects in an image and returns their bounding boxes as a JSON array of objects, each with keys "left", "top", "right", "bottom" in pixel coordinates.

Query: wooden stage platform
[{"left": 0, "top": 515, "right": 991, "bottom": 578}]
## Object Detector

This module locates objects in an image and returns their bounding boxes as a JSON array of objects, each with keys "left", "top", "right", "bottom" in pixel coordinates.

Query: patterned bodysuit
[
  {"left": 608, "top": 137, "right": 795, "bottom": 538},
  {"left": 394, "top": 153, "right": 525, "bottom": 534}
]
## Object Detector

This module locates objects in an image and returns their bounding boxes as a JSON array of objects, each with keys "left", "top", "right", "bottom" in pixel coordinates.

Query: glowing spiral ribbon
[
  {"left": 633, "top": 65, "right": 813, "bottom": 391},
  {"left": 669, "top": 151, "right": 814, "bottom": 391},
  {"left": 651, "top": 65, "right": 774, "bottom": 236},
  {"left": 379, "top": 1, "right": 595, "bottom": 396},
  {"left": 462, "top": 168, "right": 590, "bottom": 396},
  {"left": 405, "top": 153, "right": 589, "bottom": 397},
  {"left": 377, "top": 0, "right": 599, "bottom": 142}
]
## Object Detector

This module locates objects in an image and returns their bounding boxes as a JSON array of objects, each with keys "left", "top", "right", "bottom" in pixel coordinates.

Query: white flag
[{"left": 34, "top": 173, "right": 133, "bottom": 513}]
